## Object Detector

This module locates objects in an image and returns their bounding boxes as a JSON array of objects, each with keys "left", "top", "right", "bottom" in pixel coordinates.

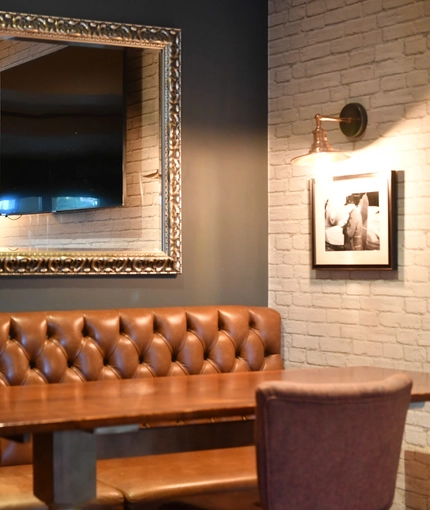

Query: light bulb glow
[{"left": 291, "top": 151, "right": 350, "bottom": 167}]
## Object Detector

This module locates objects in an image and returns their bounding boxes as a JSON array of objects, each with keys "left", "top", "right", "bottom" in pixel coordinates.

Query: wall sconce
[{"left": 291, "top": 103, "right": 367, "bottom": 166}]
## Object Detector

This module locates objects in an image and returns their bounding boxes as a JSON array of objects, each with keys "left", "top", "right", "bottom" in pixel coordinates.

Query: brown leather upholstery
[
  {"left": 0, "top": 305, "right": 282, "bottom": 467},
  {"left": 0, "top": 464, "right": 124, "bottom": 510},
  {"left": 255, "top": 373, "right": 412, "bottom": 510},
  {"left": 155, "top": 490, "right": 261, "bottom": 510},
  {"left": 97, "top": 446, "right": 258, "bottom": 510},
  {"left": 0, "top": 305, "right": 283, "bottom": 509},
  {"left": 0, "top": 306, "right": 281, "bottom": 387}
]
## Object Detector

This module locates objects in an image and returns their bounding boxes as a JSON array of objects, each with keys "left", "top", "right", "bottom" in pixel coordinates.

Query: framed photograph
[{"left": 311, "top": 171, "right": 397, "bottom": 270}]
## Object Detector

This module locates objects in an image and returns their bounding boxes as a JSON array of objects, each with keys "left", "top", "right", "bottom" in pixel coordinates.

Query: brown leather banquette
[{"left": 0, "top": 305, "right": 283, "bottom": 510}]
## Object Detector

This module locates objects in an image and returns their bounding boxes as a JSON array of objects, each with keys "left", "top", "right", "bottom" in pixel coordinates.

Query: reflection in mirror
[
  {"left": 0, "top": 43, "right": 126, "bottom": 215},
  {"left": 0, "top": 11, "right": 181, "bottom": 275},
  {"left": 0, "top": 39, "right": 161, "bottom": 250}
]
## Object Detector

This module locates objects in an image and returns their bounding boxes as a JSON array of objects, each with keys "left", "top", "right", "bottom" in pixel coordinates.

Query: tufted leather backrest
[{"left": 0, "top": 305, "right": 283, "bottom": 465}]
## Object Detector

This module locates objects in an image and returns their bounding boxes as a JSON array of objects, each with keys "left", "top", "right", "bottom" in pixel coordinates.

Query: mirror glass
[{"left": 0, "top": 10, "right": 181, "bottom": 275}]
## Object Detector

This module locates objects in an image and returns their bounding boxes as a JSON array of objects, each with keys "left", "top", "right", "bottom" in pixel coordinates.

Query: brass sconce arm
[{"left": 292, "top": 103, "right": 367, "bottom": 165}]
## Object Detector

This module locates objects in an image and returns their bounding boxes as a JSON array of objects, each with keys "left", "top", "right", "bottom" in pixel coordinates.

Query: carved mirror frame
[{"left": 0, "top": 10, "right": 181, "bottom": 276}]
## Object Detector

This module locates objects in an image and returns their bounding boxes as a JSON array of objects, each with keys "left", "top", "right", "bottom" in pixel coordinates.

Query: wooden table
[{"left": 0, "top": 366, "right": 428, "bottom": 509}]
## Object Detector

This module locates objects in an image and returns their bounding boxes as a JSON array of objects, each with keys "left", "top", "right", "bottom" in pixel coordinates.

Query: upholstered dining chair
[{"left": 255, "top": 372, "right": 413, "bottom": 510}]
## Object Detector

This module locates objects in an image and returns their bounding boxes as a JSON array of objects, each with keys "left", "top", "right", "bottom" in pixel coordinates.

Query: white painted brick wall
[
  {"left": 0, "top": 40, "right": 161, "bottom": 252},
  {"left": 269, "top": 0, "right": 430, "bottom": 507}
]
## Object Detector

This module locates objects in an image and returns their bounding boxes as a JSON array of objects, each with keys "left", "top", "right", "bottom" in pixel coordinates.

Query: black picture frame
[{"left": 311, "top": 171, "right": 397, "bottom": 270}]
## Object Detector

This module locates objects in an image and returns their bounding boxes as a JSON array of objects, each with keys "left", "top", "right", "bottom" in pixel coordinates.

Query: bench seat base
[
  {"left": 0, "top": 446, "right": 258, "bottom": 510},
  {"left": 152, "top": 489, "right": 261, "bottom": 510},
  {"left": 0, "top": 464, "right": 124, "bottom": 510},
  {"left": 97, "top": 446, "right": 258, "bottom": 510}
]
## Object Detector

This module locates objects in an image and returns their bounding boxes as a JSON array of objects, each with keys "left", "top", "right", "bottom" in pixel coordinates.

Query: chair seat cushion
[
  {"left": 0, "top": 463, "right": 124, "bottom": 510},
  {"left": 97, "top": 446, "right": 257, "bottom": 509}
]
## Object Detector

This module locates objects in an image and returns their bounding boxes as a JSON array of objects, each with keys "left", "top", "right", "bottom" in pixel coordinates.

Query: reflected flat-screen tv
[{"left": 0, "top": 44, "right": 124, "bottom": 216}]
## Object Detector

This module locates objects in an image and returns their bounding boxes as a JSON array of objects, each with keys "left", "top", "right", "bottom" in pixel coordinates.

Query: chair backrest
[{"left": 255, "top": 372, "right": 412, "bottom": 510}]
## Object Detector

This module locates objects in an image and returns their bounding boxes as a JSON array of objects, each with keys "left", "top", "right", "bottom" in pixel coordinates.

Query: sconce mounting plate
[{"left": 339, "top": 103, "right": 367, "bottom": 139}]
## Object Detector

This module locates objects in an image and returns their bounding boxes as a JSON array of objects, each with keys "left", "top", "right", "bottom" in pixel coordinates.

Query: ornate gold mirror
[{"left": 0, "top": 10, "right": 181, "bottom": 275}]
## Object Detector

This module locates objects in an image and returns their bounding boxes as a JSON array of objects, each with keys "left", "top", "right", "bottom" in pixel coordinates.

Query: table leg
[{"left": 33, "top": 430, "right": 97, "bottom": 509}]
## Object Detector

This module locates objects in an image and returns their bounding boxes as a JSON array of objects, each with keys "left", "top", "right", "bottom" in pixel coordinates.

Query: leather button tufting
[{"left": 0, "top": 304, "right": 284, "bottom": 491}]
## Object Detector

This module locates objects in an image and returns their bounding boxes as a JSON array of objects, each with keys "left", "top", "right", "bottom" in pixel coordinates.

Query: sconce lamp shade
[
  {"left": 291, "top": 103, "right": 367, "bottom": 166},
  {"left": 291, "top": 149, "right": 350, "bottom": 168}
]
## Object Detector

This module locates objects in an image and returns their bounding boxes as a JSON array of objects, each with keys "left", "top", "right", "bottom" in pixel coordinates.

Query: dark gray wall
[{"left": 0, "top": 0, "right": 268, "bottom": 311}]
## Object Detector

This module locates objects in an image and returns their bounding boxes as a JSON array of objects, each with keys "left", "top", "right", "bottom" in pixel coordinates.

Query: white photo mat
[{"left": 311, "top": 171, "right": 396, "bottom": 269}]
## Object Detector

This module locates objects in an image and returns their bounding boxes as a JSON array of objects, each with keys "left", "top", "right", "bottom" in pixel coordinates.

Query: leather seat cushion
[
  {"left": 96, "top": 446, "right": 257, "bottom": 509},
  {"left": 0, "top": 464, "right": 124, "bottom": 510},
  {"left": 155, "top": 489, "right": 261, "bottom": 510}
]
